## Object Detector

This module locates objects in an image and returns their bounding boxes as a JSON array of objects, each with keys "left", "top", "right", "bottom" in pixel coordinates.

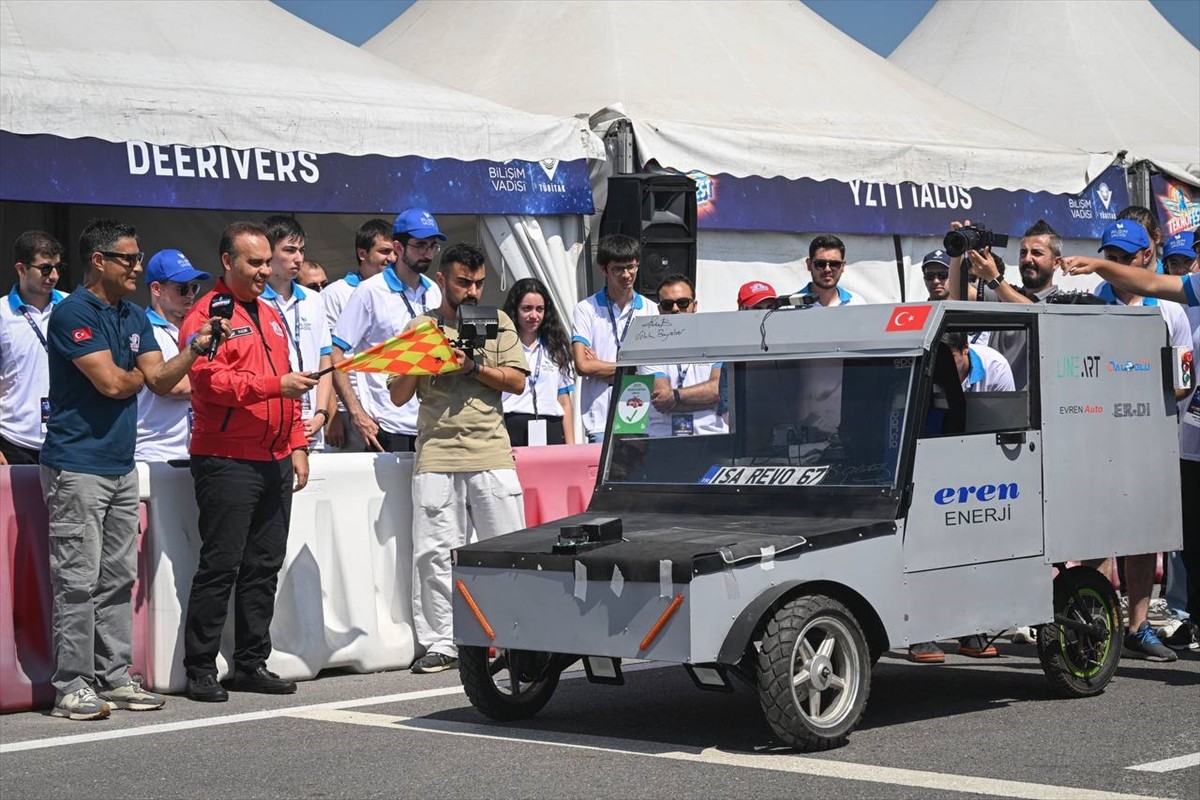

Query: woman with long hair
[{"left": 501, "top": 278, "right": 575, "bottom": 445}]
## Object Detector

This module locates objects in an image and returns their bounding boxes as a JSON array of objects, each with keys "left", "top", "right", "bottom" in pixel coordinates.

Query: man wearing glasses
[
  {"left": 794, "top": 234, "right": 864, "bottom": 307},
  {"left": 1, "top": 231, "right": 66, "bottom": 465},
  {"left": 332, "top": 209, "right": 445, "bottom": 453},
  {"left": 135, "top": 249, "right": 210, "bottom": 463},
  {"left": 299, "top": 260, "right": 329, "bottom": 292},
  {"left": 39, "top": 219, "right": 227, "bottom": 720},
  {"left": 572, "top": 234, "right": 658, "bottom": 443},
  {"left": 639, "top": 274, "right": 724, "bottom": 438},
  {"left": 921, "top": 249, "right": 952, "bottom": 301}
]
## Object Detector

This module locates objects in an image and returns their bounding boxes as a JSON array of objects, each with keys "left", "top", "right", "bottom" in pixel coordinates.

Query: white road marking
[
  {"left": 284, "top": 709, "right": 1167, "bottom": 800},
  {"left": 1126, "top": 752, "right": 1200, "bottom": 772},
  {"left": 0, "top": 662, "right": 669, "bottom": 755}
]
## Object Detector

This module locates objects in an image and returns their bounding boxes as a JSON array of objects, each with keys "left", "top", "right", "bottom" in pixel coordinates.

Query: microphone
[{"left": 206, "top": 293, "right": 235, "bottom": 361}]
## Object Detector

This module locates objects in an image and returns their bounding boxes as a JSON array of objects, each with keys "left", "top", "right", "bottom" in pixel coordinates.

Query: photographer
[
  {"left": 388, "top": 244, "right": 529, "bottom": 674},
  {"left": 947, "top": 219, "right": 1062, "bottom": 305}
]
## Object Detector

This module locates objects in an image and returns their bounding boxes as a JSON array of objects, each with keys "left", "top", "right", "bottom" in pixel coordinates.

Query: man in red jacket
[{"left": 178, "top": 221, "right": 318, "bottom": 702}]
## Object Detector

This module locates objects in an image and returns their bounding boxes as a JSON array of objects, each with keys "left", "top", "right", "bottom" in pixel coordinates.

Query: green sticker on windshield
[{"left": 612, "top": 374, "right": 654, "bottom": 434}]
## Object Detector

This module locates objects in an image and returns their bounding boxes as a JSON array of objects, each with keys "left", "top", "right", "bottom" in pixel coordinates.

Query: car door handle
[{"left": 995, "top": 431, "right": 1026, "bottom": 446}]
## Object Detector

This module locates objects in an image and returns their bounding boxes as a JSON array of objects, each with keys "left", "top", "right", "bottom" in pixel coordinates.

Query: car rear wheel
[
  {"left": 1038, "top": 565, "right": 1122, "bottom": 698},
  {"left": 757, "top": 594, "right": 871, "bottom": 751}
]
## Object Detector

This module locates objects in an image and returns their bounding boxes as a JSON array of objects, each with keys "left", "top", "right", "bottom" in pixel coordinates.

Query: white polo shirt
[
  {"left": 963, "top": 344, "right": 1015, "bottom": 392},
  {"left": 264, "top": 280, "right": 332, "bottom": 400},
  {"left": 332, "top": 267, "right": 441, "bottom": 436},
  {"left": 794, "top": 283, "right": 866, "bottom": 306},
  {"left": 638, "top": 362, "right": 727, "bottom": 437},
  {"left": 0, "top": 286, "right": 65, "bottom": 449},
  {"left": 572, "top": 287, "right": 656, "bottom": 436},
  {"left": 322, "top": 271, "right": 363, "bottom": 415},
  {"left": 135, "top": 309, "right": 190, "bottom": 462},
  {"left": 502, "top": 338, "right": 573, "bottom": 417}
]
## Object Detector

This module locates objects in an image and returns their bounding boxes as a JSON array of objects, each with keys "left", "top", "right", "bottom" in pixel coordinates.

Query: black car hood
[{"left": 455, "top": 512, "right": 896, "bottom": 583}]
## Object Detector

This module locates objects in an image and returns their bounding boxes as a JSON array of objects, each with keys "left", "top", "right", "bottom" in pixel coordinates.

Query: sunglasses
[
  {"left": 924, "top": 271, "right": 949, "bottom": 281},
  {"left": 811, "top": 259, "right": 844, "bottom": 270},
  {"left": 658, "top": 297, "right": 694, "bottom": 312},
  {"left": 303, "top": 280, "right": 329, "bottom": 291},
  {"left": 101, "top": 251, "right": 145, "bottom": 269},
  {"left": 170, "top": 281, "right": 202, "bottom": 296},
  {"left": 26, "top": 262, "right": 62, "bottom": 275}
]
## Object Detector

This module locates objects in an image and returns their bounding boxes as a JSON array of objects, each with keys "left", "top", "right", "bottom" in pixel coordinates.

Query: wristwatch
[
  {"left": 985, "top": 275, "right": 1005, "bottom": 290},
  {"left": 189, "top": 337, "right": 207, "bottom": 356},
  {"left": 312, "top": 409, "right": 330, "bottom": 422}
]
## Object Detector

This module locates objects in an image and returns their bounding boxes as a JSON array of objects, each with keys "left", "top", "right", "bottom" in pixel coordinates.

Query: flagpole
[{"left": 309, "top": 336, "right": 392, "bottom": 378}]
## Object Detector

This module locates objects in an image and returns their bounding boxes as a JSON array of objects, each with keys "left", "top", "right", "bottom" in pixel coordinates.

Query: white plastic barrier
[{"left": 140, "top": 454, "right": 415, "bottom": 692}]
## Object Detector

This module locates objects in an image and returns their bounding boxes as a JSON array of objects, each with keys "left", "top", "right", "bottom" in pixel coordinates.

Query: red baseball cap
[{"left": 737, "top": 280, "right": 777, "bottom": 309}]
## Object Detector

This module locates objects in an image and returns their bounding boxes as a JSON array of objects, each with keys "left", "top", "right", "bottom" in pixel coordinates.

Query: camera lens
[{"left": 943, "top": 229, "right": 979, "bottom": 258}]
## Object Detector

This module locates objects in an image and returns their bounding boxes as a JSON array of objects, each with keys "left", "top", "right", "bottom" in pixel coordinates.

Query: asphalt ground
[{"left": 2, "top": 641, "right": 1197, "bottom": 800}]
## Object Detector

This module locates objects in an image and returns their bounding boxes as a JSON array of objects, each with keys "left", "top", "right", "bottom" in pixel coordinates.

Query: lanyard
[
  {"left": 273, "top": 296, "right": 304, "bottom": 371},
  {"left": 674, "top": 363, "right": 691, "bottom": 389},
  {"left": 606, "top": 298, "right": 633, "bottom": 350},
  {"left": 19, "top": 306, "right": 49, "bottom": 351},
  {"left": 400, "top": 285, "right": 425, "bottom": 320},
  {"left": 527, "top": 341, "right": 545, "bottom": 418}
]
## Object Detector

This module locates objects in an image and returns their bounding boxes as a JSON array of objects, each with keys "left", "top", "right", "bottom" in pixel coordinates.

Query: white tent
[
  {"left": 0, "top": 0, "right": 603, "bottom": 315},
  {"left": 364, "top": 0, "right": 1115, "bottom": 308},
  {"left": 365, "top": 0, "right": 1110, "bottom": 192},
  {"left": 890, "top": 0, "right": 1200, "bottom": 180}
]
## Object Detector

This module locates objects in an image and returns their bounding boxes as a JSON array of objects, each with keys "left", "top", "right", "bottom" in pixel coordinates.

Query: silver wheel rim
[{"left": 789, "top": 615, "right": 861, "bottom": 730}]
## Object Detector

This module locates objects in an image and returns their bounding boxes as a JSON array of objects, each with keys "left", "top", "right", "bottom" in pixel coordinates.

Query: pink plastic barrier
[
  {"left": 0, "top": 466, "right": 149, "bottom": 713},
  {"left": 513, "top": 444, "right": 601, "bottom": 527}
]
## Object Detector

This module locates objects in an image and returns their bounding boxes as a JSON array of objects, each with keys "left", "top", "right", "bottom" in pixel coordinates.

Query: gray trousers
[{"left": 39, "top": 466, "right": 140, "bottom": 695}]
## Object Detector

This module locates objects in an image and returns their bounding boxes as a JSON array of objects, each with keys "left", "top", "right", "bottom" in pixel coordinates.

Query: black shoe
[
  {"left": 411, "top": 652, "right": 458, "bottom": 674},
  {"left": 228, "top": 666, "right": 296, "bottom": 694},
  {"left": 186, "top": 674, "right": 229, "bottom": 703}
]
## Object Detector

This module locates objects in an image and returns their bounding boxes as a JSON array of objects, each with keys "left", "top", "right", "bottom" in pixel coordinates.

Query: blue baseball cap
[
  {"left": 1163, "top": 230, "right": 1195, "bottom": 259},
  {"left": 921, "top": 249, "right": 952, "bottom": 270},
  {"left": 145, "top": 249, "right": 210, "bottom": 284},
  {"left": 1098, "top": 220, "right": 1151, "bottom": 254},
  {"left": 392, "top": 208, "right": 446, "bottom": 240}
]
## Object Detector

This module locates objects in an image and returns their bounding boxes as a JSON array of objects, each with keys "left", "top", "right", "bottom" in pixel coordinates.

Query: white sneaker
[
  {"left": 51, "top": 686, "right": 110, "bottom": 721},
  {"left": 1157, "top": 618, "right": 1184, "bottom": 639},
  {"left": 98, "top": 677, "right": 166, "bottom": 711}
]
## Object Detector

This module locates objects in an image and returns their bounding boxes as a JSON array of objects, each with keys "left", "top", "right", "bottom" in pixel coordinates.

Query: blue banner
[
  {"left": 0, "top": 132, "right": 595, "bottom": 216},
  {"left": 685, "top": 166, "right": 1130, "bottom": 239}
]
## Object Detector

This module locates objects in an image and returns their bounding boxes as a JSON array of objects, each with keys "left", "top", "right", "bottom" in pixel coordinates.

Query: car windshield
[{"left": 604, "top": 356, "right": 916, "bottom": 489}]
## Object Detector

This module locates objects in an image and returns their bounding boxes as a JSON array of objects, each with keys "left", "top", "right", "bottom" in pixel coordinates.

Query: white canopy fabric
[
  {"left": 890, "top": 0, "right": 1200, "bottom": 180},
  {"left": 365, "top": 0, "right": 1111, "bottom": 193},
  {"left": 0, "top": 0, "right": 602, "bottom": 163}
]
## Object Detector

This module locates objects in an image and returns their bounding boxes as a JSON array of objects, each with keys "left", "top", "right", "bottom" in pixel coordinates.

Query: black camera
[
  {"left": 943, "top": 225, "right": 1010, "bottom": 258},
  {"left": 453, "top": 304, "right": 499, "bottom": 360}
]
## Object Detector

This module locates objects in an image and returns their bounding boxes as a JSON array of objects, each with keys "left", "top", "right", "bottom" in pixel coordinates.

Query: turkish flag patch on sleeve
[
  {"left": 71, "top": 327, "right": 93, "bottom": 343},
  {"left": 885, "top": 305, "right": 933, "bottom": 332}
]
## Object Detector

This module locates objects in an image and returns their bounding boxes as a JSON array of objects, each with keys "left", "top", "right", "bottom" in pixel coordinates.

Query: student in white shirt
[
  {"left": 321, "top": 219, "right": 394, "bottom": 452},
  {"left": 501, "top": 278, "right": 575, "bottom": 446},
  {"left": 331, "top": 209, "right": 444, "bottom": 453},
  {"left": 262, "top": 216, "right": 334, "bottom": 451},
  {"left": 0, "top": 230, "right": 65, "bottom": 465},
  {"left": 135, "top": 249, "right": 210, "bottom": 462},
  {"left": 572, "top": 234, "right": 657, "bottom": 443}
]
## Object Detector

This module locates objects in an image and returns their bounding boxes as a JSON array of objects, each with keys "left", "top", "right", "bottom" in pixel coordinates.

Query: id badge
[
  {"left": 528, "top": 418, "right": 548, "bottom": 447},
  {"left": 671, "top": 413, "right": 695, "bottom": 436},
  {"left": 301, "top": 391, "right": 313, "bottom": 417},
  {"left": 41, "top": 397, "right": 51, "bottom": 434}
]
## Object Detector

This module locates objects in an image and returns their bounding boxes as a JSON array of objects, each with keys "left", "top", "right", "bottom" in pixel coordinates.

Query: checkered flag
[{"left": 337, "top": 321, "right": 462, "bottom": 376}]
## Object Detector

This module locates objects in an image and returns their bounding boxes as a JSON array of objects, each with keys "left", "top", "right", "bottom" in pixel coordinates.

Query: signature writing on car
[{"left": 634, "top": 317, "right": 684, "bottom": 342}]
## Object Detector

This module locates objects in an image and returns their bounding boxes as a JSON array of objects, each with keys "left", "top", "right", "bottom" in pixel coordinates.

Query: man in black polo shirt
[{"left": 40, "top": 219, "right": 226, "bottom": 720}]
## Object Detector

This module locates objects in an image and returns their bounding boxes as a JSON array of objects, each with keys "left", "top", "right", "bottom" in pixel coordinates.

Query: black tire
[
  {"left": 459, "top": 646, "right": 561, "bottom": 721},
  {"left": 1037, "top": 566, "right": 1123, "bottom": 698},
  {"left": 757, "top": 594, "right": 871, "bottom": 751}
]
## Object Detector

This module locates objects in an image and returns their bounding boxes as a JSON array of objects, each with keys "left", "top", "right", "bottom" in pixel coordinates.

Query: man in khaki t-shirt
[{"left": 389, "top": 243, "right": 529, "bottom": 674}]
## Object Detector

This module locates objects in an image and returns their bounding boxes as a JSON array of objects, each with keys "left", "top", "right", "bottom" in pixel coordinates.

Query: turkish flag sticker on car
[
  {"left": 71, "top": 327, "right": 93, "bottom": 343},
  {"left": 885, "top": 305, "right": 932, "bottom": 332}
]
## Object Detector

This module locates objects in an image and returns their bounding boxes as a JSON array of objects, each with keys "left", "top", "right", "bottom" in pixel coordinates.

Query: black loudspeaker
[{"left": 600, "top": 174, "right": 697, "bottom": 298}]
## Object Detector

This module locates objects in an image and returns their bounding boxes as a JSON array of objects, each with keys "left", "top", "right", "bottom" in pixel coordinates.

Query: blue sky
[{"left": 275, "top": 0, "right": 1199, "bottom": 55}]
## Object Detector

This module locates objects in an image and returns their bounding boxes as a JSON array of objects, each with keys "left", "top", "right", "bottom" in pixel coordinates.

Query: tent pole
[{"left": 892, "top": 235, "right": 906, "bottom": 303}]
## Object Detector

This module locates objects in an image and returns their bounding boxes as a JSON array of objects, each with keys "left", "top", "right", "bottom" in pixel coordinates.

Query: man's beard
[
  {"left": 1021, "top": 265, "right": 1051, "bottom": 290},
  {"left": 410, "top": 259, "right": 432, "bottom": 275}
]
